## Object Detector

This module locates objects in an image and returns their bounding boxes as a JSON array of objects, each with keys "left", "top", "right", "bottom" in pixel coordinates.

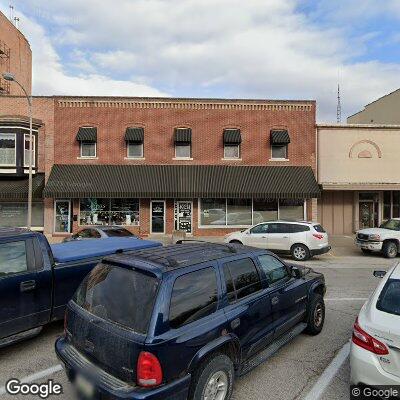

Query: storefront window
[
  {"left": 279, "top": 199, "right": 304, "bottom": 220},
  {"left": 393, "top": 192, "right": 400, "bottom": 219},
  {"left": 200, "top": 199, "right": 226, "bottom": 225},
  {"left": 227, "top": 199, "right": 252, "bottom": 225},
  {"left": 253, "top": 199, "right": 278, "bottom": 223},
  {"left": 0, "top": 202, "right": 44, "bottom": 228},
  {"left": 79, "top": 198, "right": 139, "bottom": 226},
  {"left": 0, "top": 133, "right": 16, "bottom": 166},
  {"left": 383, "top": 192, "right": 392, "bottom": 220}
]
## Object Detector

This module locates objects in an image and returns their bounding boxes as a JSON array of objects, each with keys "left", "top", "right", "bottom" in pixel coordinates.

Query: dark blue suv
[{"left": 55, "top": 242, "right": 326, "bottom": 400}]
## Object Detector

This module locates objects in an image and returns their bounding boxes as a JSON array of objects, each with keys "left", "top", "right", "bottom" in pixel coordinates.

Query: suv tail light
[
  {"left": 313, "top": 233, "right": 324, "bottom": 240},
  {"left": 137, "top": 351, "right": 163, "bottom": 387},
  {"left": 352, "top": 317, "right": 388, "bottom": 355}
]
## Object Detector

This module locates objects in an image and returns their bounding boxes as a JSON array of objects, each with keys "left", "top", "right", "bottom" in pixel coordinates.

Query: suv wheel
[
  {"left": 229, "top": 240, "right": 242, "bottom": 245},
  {"left": 291, "top": 244, "right": 310, "bottom": 261},
  {"left": 382, "top": 241, "right": 398, "bottom": 258},
  {"left": 305, "top": 294, "right": 325, "bottom": 335},
  {"left": 190, "top": 354, "right": 234, "bottom": 400}
]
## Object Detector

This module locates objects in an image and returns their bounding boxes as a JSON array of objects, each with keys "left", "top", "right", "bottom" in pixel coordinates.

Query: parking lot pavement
[{"left": 0, "top": 252, "right": 396, "bottom": 400}]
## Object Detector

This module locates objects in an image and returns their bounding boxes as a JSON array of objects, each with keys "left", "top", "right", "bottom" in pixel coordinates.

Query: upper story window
[
  {"left": 24, "top": 134, "right": 36, "bottom": 167},
  {"left": 76, "top": 127, "right": 97, "bottom": 158},
  {"left": 223, "top": 129, "right": 241, "bottom": 159},
  {"left": 270, "top": 129, "right": 290, "bottom": 160},
  {"left": 125, "top": 127, "right": 144, "bottom": 158},
  {"left": 174, "top": 128, "right": 192, "bottom": 159},
  {"left": 0, "top": 133, "right": 16, "bottom": 166}
]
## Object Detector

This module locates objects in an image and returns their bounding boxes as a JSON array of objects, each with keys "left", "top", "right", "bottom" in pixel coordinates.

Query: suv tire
[
  {"left": 291, "top": 244, "right": 310, "bottom": 261},
  {"left": 190, "top": 354, "right": 234, "bottom": 400},
  {"left": 305, "top": 294, "right": 325, "bottom": 335},
  {"left": 382, "top": 241, "right": 398, "bottom": 258}
]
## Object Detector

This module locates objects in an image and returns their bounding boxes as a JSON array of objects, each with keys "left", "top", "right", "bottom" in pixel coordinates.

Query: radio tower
[{"left": 336, "top": 83, "right": 342, "bottom": 123}]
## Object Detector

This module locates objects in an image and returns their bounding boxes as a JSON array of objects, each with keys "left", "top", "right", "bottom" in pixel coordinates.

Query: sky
[{"left": 1, "top": 0, "right": 400, "bottom": 122}]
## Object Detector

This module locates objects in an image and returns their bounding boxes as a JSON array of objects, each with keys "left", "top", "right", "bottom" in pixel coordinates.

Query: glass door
[
  {"left": 54, "top": 200, "right": 71, "bottom": 233},
  {"left": 151, "top": 200, "right": 166, "bottom": 234},
  {"left": 177, "top": 201, "right": 192, "bottom": 234},
  {"left": 359, "top": 202, "right": 374, "bottom": 230}
]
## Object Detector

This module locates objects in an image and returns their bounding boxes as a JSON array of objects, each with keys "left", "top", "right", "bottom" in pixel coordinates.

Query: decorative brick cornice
[{"left": 57, "top": 98, "right": 313, "bottom": 111}]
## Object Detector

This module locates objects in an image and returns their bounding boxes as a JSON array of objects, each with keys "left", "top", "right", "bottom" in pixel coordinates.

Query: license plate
[{"left": 75, "top": 374, "right": 95, "bottom": 399}]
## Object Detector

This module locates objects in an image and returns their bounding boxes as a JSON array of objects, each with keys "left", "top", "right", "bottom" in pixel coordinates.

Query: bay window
[
  {"left": 0, "top": 133, "right": 16, "bottom": 166},
  {"left": 79, "top": 198, "right": 139, "bottom": 226},
  {"left": 24, "top": 134, "right": 36, "bottom": 167}
]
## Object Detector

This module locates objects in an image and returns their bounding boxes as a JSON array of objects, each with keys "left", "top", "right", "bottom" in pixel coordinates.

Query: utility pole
[{"left": 336, "top": 83, "right": 342, "bottom": 123}]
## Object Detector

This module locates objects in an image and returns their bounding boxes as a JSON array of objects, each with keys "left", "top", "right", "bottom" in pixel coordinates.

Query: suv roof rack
[{"left": 176, "top": 239, "right": 238, "bottom": 253}]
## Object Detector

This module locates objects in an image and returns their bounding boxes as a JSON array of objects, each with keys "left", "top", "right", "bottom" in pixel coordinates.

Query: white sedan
[{"left": 350, "top": 263, "right": 400, "bottom": 387}]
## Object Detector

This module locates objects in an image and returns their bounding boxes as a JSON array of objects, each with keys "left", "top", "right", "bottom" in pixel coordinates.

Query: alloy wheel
[
  {"left": 203, "top": 371, "right": 228, "bottom": 400},
  {"left": 314, "top": 303, "right": 323, "bottom": 327},
  {"left": 293, "top": 246, "right": 307, "bottom": 260}
]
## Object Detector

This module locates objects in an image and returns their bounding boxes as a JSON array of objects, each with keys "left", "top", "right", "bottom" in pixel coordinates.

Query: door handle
[
  {"left": 282, "top": 236, "right": 289, "bottom": 238},
  {"left": 261, "top": 236, "right": 267, "bottom": 238},
  {"left": 20, "top": 280, "right": 36, "bottom": 292},
  {"left": 271, "top": 296, "right": 279, "bottom": 305},
  {"left": 230, "top": 318, "right": 240, "bottom": 329}
]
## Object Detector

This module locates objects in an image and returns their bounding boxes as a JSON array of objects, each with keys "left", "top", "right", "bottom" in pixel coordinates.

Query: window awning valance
[
  {"left": 223, "top": 129, "right": 241, "bottom": 145},
  {"left": 271, "top": 130, "right": 290, "bottom": 145},
  {"left": 125, "top": 127, "right": 144, "bottom": 143},
  {"left": 174, "top": 128, "right": 192, "bottom": 144},
  {"left": 0, "top": 173, "right": 45, "bottom": 200},
  {"left": 43, "top": 164, "right": 320, "bottom": 199},
  {"left": 76, "top": 127, "right": 97, "bottom": 142}
]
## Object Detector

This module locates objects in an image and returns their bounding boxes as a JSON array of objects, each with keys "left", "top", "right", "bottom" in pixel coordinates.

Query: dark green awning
[
  {"left": 271, "top": 130, "right": 290, "bottom": 145},
  {"left": 76, "top": 127, "right": 97, "bottom": 142},
  {"left": 0, "top": 173, "right": 45, "bottom": 200},
  {"left": 174, "top": 128, "right": 192, "bottom": 144},
  {"left": 223, "top": 129, "right": 241, "bottom": 144},
  {"left": 43, "top": 165, "right": 320, "bottom": 199},
  {"left": 125, "top": 127, "right": 144, "bottom": 142}
]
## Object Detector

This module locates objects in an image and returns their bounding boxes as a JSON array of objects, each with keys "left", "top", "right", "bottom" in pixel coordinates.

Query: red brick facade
[
  {"left": 0, "top": 96, "right": 317, "bottom": 237},
  {"left": 0, "top": 11, "right": 32, "bottom": 96}
]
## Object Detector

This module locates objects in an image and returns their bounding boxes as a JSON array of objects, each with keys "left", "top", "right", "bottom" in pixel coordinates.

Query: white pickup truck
[{"left": 355, "top": 218, "right": 400, "bottom": 258}]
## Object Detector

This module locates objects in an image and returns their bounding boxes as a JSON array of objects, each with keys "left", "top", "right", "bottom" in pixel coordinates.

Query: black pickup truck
[{"left": 0, "top": 228, "right": 161, "bottom": 347}]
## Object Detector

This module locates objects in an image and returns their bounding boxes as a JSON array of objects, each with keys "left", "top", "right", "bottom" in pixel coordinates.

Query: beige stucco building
[
  {"left": 318, "top": 124, "right": 400, "bottom": 235},
  {"left": 348, "top": 89, "right": 400, "bottom": 124}
]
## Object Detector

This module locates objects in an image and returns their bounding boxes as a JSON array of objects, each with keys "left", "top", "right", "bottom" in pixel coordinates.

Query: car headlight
[{"left": 369, "top": 234, "right": 381, "bottom": 241}]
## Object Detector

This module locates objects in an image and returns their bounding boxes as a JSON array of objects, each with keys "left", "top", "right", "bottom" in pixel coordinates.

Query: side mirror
[
  {"left": 373, "top": 270, "right": 386, "bottom": 278},
  {"left": 292, "top": 266, "right": 303, "bottom": 279},
  {"left": 246, "top": 230, "right": 251, "bottom": 235}
]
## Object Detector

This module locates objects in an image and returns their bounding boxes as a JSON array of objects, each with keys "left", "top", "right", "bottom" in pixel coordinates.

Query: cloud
[{"left": 3, "top": 0, "right": 400, "bottom": 120}]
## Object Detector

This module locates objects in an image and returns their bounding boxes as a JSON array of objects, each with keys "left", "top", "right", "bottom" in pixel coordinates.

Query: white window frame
[
  {"left": 80, "top": 141, "right": 97, "bottom": 158},
  {"left": 127, "top": 142, "right": 144, "bottom": 159},
  {"left": 174, "top": 143, "right": 192, "bottom": 159},
  {"left": 0, "top": 132, "right": 17, "bottom": 167},
  {"left": 23, "top": 134, "right": 36, "bottom": 167},
  {"left": 223, "top": 144, "right": 240, "bottom": 159},
  {"left": 270, "top": 144, "right": 288, "bottom": 160},
  {"left": 54, "top": 199, "right": 71, "bottom": 234}
]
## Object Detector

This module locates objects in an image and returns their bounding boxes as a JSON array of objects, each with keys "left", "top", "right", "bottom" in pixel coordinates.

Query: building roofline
[
  {"left": 317, "top": 123, "right": 400, "bottom": 129},
  {"left": 0, "top": 10, "right": 31, "bottom": 48}
]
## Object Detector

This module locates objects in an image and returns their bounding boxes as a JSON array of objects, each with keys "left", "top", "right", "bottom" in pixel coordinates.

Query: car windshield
[
  {"left": 103, "top": 228, "right": 133, "bottom": 237},
  {"left": 74, "top": 263, "right": 159, "bottom": 333},
  {"left": 379, "top": 219, "right": 400, "bottom": 231},
  {"left": 377, "top": 279, "right": 400, "bottom": 316}
]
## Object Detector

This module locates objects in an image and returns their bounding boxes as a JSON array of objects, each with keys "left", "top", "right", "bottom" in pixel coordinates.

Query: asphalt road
[{"left": 0, "top": 251, "right": 396, "bottom": 400}]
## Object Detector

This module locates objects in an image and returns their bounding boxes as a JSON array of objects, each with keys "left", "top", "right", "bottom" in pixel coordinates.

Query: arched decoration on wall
[{"left": 349, "top": 140, "right": 382, "bottom": 159}]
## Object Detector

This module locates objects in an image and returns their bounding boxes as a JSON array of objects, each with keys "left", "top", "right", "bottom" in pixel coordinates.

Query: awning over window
[
  {"left": 125, "top": 127, "right": 144, "bottom": 143},
  {"left": 0, "top": 173, "right": 45, "bottom": 200},
  {"left": 43, "top": 165, "right": 320, "bottom": 199},
  {"left": 271, "top": 130, "right": 290, "bottom": 145},
  {"left": 223, "top": 129, "right": 241, "bottom": 145},
  {"left": 174, "top": 128, "right": 192, "bottom": 144},
  {"left": 76, "top": 127, "right": 97, "bottom": 142}
]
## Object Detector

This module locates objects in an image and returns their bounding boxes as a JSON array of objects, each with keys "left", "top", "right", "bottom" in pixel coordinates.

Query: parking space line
[
  {"left": 325, "top": 298, "right": 367, "bottom": 301},
  {"left": 302, "top": 342, "right": 350, "bottom": 400},
  {"left": 0, "top": 364, "right": 63, "bottom": 396}
]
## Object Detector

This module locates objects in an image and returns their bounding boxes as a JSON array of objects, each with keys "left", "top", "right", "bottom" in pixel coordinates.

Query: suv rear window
[
  {"left": 377, "top": 279, "right": 400, "bottom": 316},
  {"left": 291, "top": 224, "right": 310, "bottom": 233},
  {"left": 313, "top": 224, "right": 326, "bottom": 233},
  {"left": 223, "top": 258, "right": 262, "bottom": 302},
  {"left": 74, "top": 264, "right": 158, "bottom": 334},
  {"left": 169, "top": 267, "right": 218, "bottom": 329}
]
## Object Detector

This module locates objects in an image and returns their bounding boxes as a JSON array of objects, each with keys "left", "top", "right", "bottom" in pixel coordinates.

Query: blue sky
[{"left": 1, "top": 0, "right": 399, "bottom": 121}]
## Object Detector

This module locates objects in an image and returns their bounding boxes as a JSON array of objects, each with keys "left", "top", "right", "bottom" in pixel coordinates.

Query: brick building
[
  {"left": 0, "top": 10, "right": 32, "bottom": 96},
  {"left": 0, "top": 95, "right": 319, "bottom": 238}
]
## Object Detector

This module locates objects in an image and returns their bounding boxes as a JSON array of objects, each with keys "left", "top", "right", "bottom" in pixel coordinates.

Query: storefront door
[
  {"left": 151, "top": 200, "right": 166, "bottom": 234},
  {"left": 359, "top": 201, "right": 375, "bottom": 229},
  {"left": 54, "top": 200, "right": 71, "bottom": 233},
  {"left": 177, "top": 201, "right": 192, "bottom": 234}
]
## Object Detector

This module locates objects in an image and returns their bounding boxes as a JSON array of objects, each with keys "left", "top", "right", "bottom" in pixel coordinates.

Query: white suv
[{"left": 224, "top": 220, "right": 330, "bottom": 261}]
